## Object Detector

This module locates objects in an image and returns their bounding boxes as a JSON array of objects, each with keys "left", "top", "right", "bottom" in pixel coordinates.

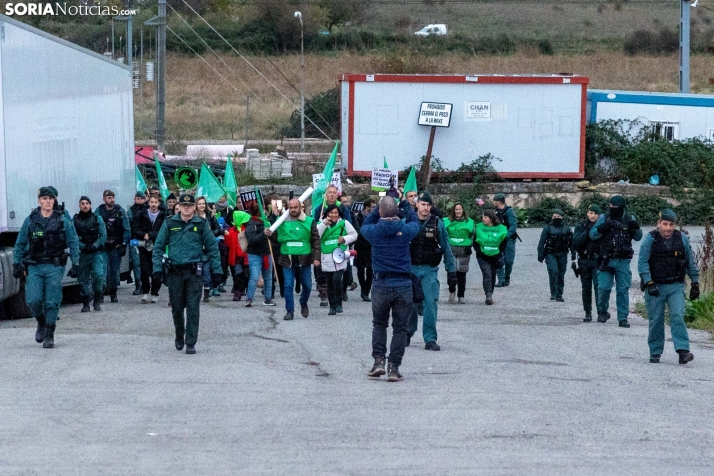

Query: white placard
[
  {"left": 370, "top": 168, "right": 399, "bottom": 192},
  {"left": 466, "top": 102, "right": 491, "bottom": 119},
  {"left": 312, "top": 172, "right": 342, "bottom": 193},
  {"left": 418, "top": 102, "right": 453, "bottom": 127}
]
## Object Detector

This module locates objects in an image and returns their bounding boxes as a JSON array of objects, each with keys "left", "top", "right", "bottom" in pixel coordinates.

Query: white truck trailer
[{"left": 0, "top": 15, "right": 135, "bottom": 317}]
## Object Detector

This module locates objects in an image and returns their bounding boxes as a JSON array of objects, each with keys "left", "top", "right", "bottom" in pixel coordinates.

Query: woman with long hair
[
  {"left": 474, "top": 209, "right": 508, "bottom": 305},
  {"left": 444, "top": 203, "right": 475, "bottom": 304},
  {"left": 317, "top": 204, "right": 358, "bottom": 315},
  {"left": 195, "top": 196, "right": 222, "bottom": 302}
]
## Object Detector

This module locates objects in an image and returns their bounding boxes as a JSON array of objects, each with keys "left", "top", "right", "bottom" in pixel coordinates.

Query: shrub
[
  {"left": 624, "top": 28, "right": 678, "bottom": 55},
  {"left": 527, "top": 197, "right": 577, "bottom": 227}
]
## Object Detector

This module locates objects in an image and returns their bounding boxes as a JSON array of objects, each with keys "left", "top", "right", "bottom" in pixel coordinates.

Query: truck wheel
[{"left": 6, "top": 280, "right": 31, "bottom": 319}]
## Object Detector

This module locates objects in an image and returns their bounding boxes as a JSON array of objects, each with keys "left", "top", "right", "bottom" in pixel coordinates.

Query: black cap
[
  {"left": 79, "top": 195, "right": 91, "bottom": 204},
  {"left": 167, "top": 193, "right": 177, "bottom": 201},
  {"left": 179, "top": 194, "right": 195, "bottom": 205},
  {"left": 38, "top": 187, "right": 57, "bottom": 199},
  {"left": 149, "top": 185, "right": 160, "bottom": 192}
]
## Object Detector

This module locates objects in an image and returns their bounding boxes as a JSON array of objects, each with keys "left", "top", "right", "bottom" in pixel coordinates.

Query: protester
[
  {"left": 474, "top": 209, "right": 507, "bottom": 305},
  {"left": 225, "top": 210, "right": 251, "bottom": 301},
  {"left": 317, "top": 204, "right": 358, "bottom": 315},
  {"left": 244, "top": 202, "right": 275, "bottom": 307},
  {"left": 354, "top": 198, "right": 375, "bottom": 302},
  {"left": 444, "top": 203, "right": 475, "bottom": 304}
]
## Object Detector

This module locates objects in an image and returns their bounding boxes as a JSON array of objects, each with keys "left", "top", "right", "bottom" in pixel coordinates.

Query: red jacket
[{"left": 225, "top": 225, "right": 247, "bottom": 267}]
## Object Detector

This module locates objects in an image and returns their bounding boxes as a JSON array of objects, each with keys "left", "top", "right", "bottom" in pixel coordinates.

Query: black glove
[
  {"left": 598, "top": 221, "right": 613, "bottom": 233},
  {"left": 690, "top": 283, "right": 700, "bottom": 301},
  {"left": 646, "top": 281, "right": 660, "bottom": 297},
  {"left": 84, "top": 244, "right": 96, "bottom": 253},
  {"left": 117, "top": 244, "right": 127, "bottom": 257},
  {"left": 538, "top": 256, "right": 544, "bottom": 263},
  {"left": 447, "top": 271, "right": 458, "bottom": 288},
  {"left": 629, "top": 221, "right": 640, "bottom": 231},
  {"left": 67, "top": 263, "right": 80, "bottom": 279},
  {"left": 211, "top": 273, "right": 223, "bottom": 289},
  {"left": 12, "top": 263, "right": 25, "bottom": 279}
]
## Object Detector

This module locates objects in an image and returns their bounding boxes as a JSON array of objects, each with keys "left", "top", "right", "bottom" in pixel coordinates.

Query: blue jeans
[
  {"left": 282, "top": 262, "right": 312, "bottom": 313},
  {"left": 247, "top": 254, "right": 273, "bottom": 301},
  {"left": 409, "top": 264, "right": 440, "bottom": 343},
  {"left": 201, "top": 259, "right": 213, "bottom": 289},
  {"left": 102, "top": 247, "right": 122, "bottom": 292},
  {"left": 129, "top": 245, "right": 141, "bottom": 283},
  {"left": 372, "top": 285, "right": 412, "bottom": 366}
]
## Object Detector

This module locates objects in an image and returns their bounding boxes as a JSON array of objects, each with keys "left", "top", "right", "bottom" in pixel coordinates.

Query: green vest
[
  {"left": 321, "top": 221, "right": 347, "bottom": 254},
  {"left": 443, "top": 217, "right": 475, "bottom": 247},
  {"left": 278, "top": 216, "right": 314, "bottom": 255},
  {"left": 475, "top": 222, "right": 508, "bottom": 256}
]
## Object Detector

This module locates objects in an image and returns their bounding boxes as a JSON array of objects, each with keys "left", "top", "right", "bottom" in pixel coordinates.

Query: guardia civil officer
[
  {"left": 589, "top": 195, "right": 643, "bottom": 327},
  {"left": 537, "top": 209, "right": 574, "bottom": 302},
  {"left": 572, "top": 204, "right": 606, "bottom": 322},
  {"left": 407, "top": 191, "right": 456, "bottom": 351},
  {"left": 126, "top": 192, "right": 148, "bottom": 295},
  {"left": 12, "top": 187, "right": 80, "bottom": 348},
  {"left": 95, "top": 190, "right": 130, "bottom": 303},
  {"left": 265, "top": 198, "right": 321, "bottom": 320},
  {"left": 493, "top": 194, "right": 518, "bottom": 287},
  {"left": 638, "top": 209, "right": 698, "bottom": 364},
  {"left": 152, "top": 194, "right": 222, "bottom": 354},
  {"left": 73, "top": 196, "right": 107, "bottom": 312}
]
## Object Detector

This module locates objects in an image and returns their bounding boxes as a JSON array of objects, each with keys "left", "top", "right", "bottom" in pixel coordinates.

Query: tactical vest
[
  {"left": 279, "top": 217, "right": 314, "bottom": 255},
  {"left": 28, "top": 209, "right": 66, "bottom": 262},
  {"left": 129, "top": 203, "right": 147, "bottom": 232},
  {"left": 321, "top": 221, "right": 347, "bottom": 254},
  {"left": 443, "top": 217, "right": 474, "bottom": 247},
  {"left": 575, "top": 220, "right": 598, "bottom": 259},
  {"left": 648, "top": 230, "right": 688, "bottom": 284},
  {"left": 495, "top": 206, "right": 512, "bottom": 228},
  {"left": 545, "top": 224, "right": 572, "bottom": 253},
  {"left": 599, "top": 214, "right": 635, "bottom": 259},
  {"left": 99, "top": 205, "right": 125, "bottom": 243},
  {"left": 410, "top": 214, "right": 442, "bottom": 266},
  {"left": 73, "top": 213, "right": 99, "bottom": 247}
]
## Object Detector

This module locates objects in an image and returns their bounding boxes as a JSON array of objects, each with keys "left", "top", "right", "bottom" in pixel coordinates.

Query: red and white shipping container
[{"left": 340, "top": 73, "right": 588, "bottom": 179}]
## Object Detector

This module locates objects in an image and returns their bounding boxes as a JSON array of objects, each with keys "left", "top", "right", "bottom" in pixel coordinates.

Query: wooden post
[{"left": 423, "top": 125, "right": 437, "bottom": 188}]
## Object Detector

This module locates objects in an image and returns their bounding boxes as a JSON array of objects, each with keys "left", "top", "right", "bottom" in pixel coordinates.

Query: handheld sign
[
  {"left": 351, "top": 202, "right": 365, "bottom": 213},
  {"left": 418, "top": 102, "right": 452, "bottom": 127},
  {"left": 371, "top": 168, "right": 399, "bottom": 192},
  {"left": 312, "top": 172, "right": 342, "bottom": 193}
]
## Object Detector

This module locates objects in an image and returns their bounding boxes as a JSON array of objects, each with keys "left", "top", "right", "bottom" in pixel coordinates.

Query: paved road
[{"left": 2, "top": 227, "right": 713, "bottom": 475}]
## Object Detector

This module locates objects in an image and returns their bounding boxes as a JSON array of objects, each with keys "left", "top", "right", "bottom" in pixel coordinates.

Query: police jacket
[
  {"left": 537, "top": 222, "right": 574, "bottom": 261},
  {"left": 637, "top": 229, "right": 698, "bottom": 285},
  {"left": 244, "top": 216, "right": 270, "bottom": 256},
  {"left": 151, "top": 213, "right": 221, "bottom": 274},
  {"left": 73, "top": 211, "right": 107, "bottom": 253},
  {"left": 95, "top": 204, "right": 131, "bottom": 246},
  {"left": 410, "top": 214, "right": 456, "bottom": 272},
  {"left": 135, "top": 208, "right": 167, "bottom": 243},
  {"left": 572, "top": 220, "right": 599, "bottom": 260},
  {"left": 13, "top": 208, "right": 80, "bottom": 267},
  {"left": 495, "top": 206, "right": 518, "bottom": 240},
  {"left": 589, "top": 212, "right": 643, "bottom": 259}
]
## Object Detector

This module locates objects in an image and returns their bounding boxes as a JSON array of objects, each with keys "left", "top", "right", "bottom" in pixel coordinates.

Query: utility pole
[
  {"left": 295, "top": 11, "right": 305, "bottom": 152},
  {"left": 156, "top": 0, "right": 166, "bottom": 151},
  {"left": 680, "top": 0, "right": 691, "bottom": 93},
  {"left": 245, "top": 95, "right": 250, "bottom": 148}
]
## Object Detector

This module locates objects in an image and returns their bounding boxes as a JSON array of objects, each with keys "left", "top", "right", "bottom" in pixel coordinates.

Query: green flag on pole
[
  {"left": 136, "top": 166, "right": 148, "bottom": 194},
  {"left": 312, "top": 141, "right": 340, "bottom": 216},
  {"left": 254, "top": 187, "right": 270, "bottom": 227},
  {"left": 155, "top": 153, "right": 170, "bottom": 200},
  {"left": 404, "top": 166, "right": 417, "bottom": 194},
  {"left": 224, "top": 157, "right": 238, "bottom": 207},
  {"left": 383, "top": 156, "right": 388, "bottom": 169},
  {"left": 196, "top": 163, "right": 227, "bottom": 203}
]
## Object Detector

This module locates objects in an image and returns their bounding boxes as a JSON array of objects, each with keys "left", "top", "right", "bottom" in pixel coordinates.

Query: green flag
[
  {"left": 312, "top": 141, "right": 339, "bottom": 216},
  {"left": 155, "top": 153, "right": 170, "bottom": 200},
  {"left": 404, "top": 166, "right": 417, "bottom": 194},
  {"left": 224, "top": 157, "right": 238, "bottom": 207},
  {"left": 135, "top": 166, "right": 148, "bottom": 194},
  {"left": 383, "top": 156, "right": 388, "bottom": 169},
  {"left": 254, "top": 187, "right": 269, "bottom": 226},
  {"left": 196, "top": 163, "right": 227, "bottom": 203}
]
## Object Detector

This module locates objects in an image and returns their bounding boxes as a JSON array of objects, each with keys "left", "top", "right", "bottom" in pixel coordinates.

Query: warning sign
[{"left": 418, "top": 102, "right": 453, "bottom": 127}]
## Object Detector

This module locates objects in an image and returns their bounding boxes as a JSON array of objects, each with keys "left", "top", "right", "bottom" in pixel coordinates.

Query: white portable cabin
[
  {"left": 340, "top": 74, "right": 588, "bottom": 179},
  {"left": 587, "top": 89, "right": 714, "bottom": 142}
]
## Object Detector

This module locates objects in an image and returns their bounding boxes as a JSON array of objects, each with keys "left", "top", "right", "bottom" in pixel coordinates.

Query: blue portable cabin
[{"left": 587, "top": 89, "right": 714, "bottom": 141}]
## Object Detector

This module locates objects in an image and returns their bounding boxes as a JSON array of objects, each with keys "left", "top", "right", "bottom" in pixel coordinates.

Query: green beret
[
  {"left": 659, "top": 209, "right": 677, "bottom": 222},
  {"left": 48, "top": 186, "right": 58, "bottom": 197},
  {"left": 552, "top": 208, "right": 565, "bottom": 217},
  {"left": 38, "top": 186, "right": 57, "bottom": 199},
  {"left": 588, "top": 204, "right": 602, "bottom": 214},
  {"left": 610, "top": 195, "right": 626, "bottom": 207},
  {"left": 493, "top": 193, "right": 506, "bottom": 203},
  {"left": 135, "top": 192, "right": 146, "bottom": 198},
  {"left": 417, "top": 191, "right": 433, "bottom": 205}
]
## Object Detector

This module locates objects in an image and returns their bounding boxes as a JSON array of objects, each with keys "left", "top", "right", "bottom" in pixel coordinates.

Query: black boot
[
  {"left": 678, "top": 350, "right": 694, "bottom": 364},
  {"left": 81, "top": 297, "right": 91, "bottom": 313},
  {"left": 387, "top": 362, "right": 403, "bottom": 382},
  {"left": 132, "top": 284, "right": 142, "bottom": 296},
  {"left": 367, "top": 357, "right": 386, "bottom": 378},
  {"left": 43, "top": 324, "right": 55, "bottom": 349},
  {"left": 203, "top": 288, "right": 210, "bottom": 303},
  {"left": 109, "top": 289, "right": 118, "bottom": 303},
  {"left": 35, "top": 315, "right": 46, "bottom": 343},
  {"left": 583, "top": 312, "right": 592, "bottom": 322},
  {"left": 93, "top": 291, "right": 102, "bottom": 311}
]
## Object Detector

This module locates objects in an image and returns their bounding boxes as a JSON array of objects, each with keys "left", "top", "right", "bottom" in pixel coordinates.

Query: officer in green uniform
[
  {"left": 493, "top": 193, "right": 518, "bottom": 287},
  {"left": 572, "top": 204, "right": 605, "bottom": 322},
  {"left": 537, "top": 209, "right": 574, "bottom": 302},
  {"left": 152, "top": 194, "right": 221, "bottom": 354},
  {"left": 95, "top": 190, "right": 130, "bottom": 303},
  {"left": 589, "top": 195, "right": 643, "bottom": 328},
  {"left": 73, "top": 196, "right": 107, "bottom": 312},
  {"left": 12, "top": 187, "right": 80, "bottom": 348},
  {"left": 638, "top": 209, "right": 698, "bottom": 364},
  {"left": 407, "top": 191, "right": 456, "bottom": 351}
]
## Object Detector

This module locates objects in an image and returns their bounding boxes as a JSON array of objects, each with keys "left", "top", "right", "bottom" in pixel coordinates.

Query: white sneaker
[
  {"left": 141, "top": 294, "right": 149, "bottom": 303},
  {"left": 151, "top": 295, "right": 158, "bottom": 303}
]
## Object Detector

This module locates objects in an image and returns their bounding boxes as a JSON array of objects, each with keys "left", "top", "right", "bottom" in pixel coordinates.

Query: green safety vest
[
  {"left": 475, "top": 222, "right": 507, "bottom": 256},
  {"left": 321, "top": 220, "right": 347, "bottom": 254},
  {"left": 278, "top": 216, "right": 314, "bottom": 255},
  {"left": 443, "top": 217, "right": 475, "bottom": 247}
]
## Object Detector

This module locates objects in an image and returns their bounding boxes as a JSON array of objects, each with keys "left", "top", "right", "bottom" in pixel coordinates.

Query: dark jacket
[
  {"left": 244, "top": 216, "right": 270, "bottom": 256},
  {"left": 353, "top": 212, "right": 372, "bottom": 268},
  {"left": 135, "top": 209, "right": 167, "bottom": 242}
]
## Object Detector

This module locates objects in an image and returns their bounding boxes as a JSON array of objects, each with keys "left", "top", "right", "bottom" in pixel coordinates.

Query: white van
[{"left": 414, "top": 24, "right": 448, "bottom": 36}]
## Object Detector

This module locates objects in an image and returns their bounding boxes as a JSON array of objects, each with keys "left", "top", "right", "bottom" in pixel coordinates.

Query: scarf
[{"left": 148, "top": 209, "right": 160, "bottom": 224}]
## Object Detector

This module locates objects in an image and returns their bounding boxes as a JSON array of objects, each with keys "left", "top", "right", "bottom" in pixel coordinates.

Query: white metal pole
[{"left": 300, "top": 16, "right": 305, "bottom": 152}]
